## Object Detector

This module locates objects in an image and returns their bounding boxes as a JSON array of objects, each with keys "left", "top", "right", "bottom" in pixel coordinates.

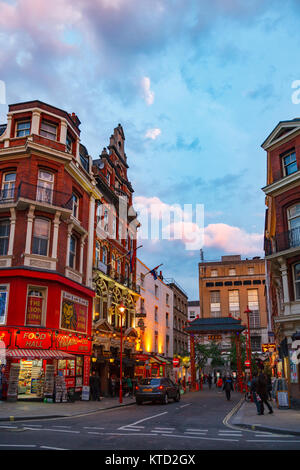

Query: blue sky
[{"left": 1, "top": 0, "right": 300, "bottom": 299}]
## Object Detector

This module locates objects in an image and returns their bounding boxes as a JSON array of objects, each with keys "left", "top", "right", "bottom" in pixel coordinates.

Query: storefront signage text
[
  {"left": 55, "top": 334, "right": 91, "bottom": 354},
  {"left": 15, "top": 331, "right": 52, "bottom": 349}
]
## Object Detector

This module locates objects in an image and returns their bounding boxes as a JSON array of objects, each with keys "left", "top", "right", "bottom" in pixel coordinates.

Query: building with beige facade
[{"left": 199, "top": 255, "right": 268, "bottom": 353}]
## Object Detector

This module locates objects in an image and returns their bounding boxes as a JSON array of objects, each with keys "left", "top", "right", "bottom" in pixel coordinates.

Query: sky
[{"left": 1, "top": 0, "right": 300, "bottom": 299}]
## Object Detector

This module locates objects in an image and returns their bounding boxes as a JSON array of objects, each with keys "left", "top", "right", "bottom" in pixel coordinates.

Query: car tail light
[
  {"left": 135, "top": 386, "right": 139, "bottom": 390},
  {"left": 158, "top": 385, "right": 164, "bottom": 390}
]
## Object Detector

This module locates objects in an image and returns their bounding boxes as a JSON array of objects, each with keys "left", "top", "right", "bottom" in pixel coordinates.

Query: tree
[
  {"left": 195, "top": 344, "right": 211, "bottom": 371},
  {"left": 209, "top": 342, "right": 224, "bottom": 368},
  {"left": 195, "top": 342, "right": 224, "bottom": 371}
]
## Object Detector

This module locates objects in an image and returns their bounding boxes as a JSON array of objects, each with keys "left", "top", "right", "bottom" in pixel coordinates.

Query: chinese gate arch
[{"left": 185, "top": 317, "right": 246, "bottom": 392}]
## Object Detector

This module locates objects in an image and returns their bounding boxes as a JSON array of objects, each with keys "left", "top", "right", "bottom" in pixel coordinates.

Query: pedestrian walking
[
  {"left": 217, "top": 377, "right": 223, "bottom": 389},
  {"left": 250, "top": 372, "right": 261, "bottom": 414},
  {"left": 110, "top": 375, "right": 117, "bottom": 397},
  {"left": 0, "top": 366, "right": 3, "bottom": 401},
  {"left": 256, "top": 372, "right": 273, "bottom": 415},
  {"left": 89, "top": 371, "right": 101, "bottom": 401},
  {"left": 267, "top": 374, "right": 273, "bottom": 401},
  {"left": 207, "top": 374, "right": 212, "bottom": 390},
  {"left": 222, "top": 376, "right": 233, "bottom": 401},
  {"left": 125, "top": 376, "right": 133, "bottom": 397}
]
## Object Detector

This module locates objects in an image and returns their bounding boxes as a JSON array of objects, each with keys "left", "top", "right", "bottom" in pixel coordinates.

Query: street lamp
[
  {"left": 244, "top": 306, "right": 253, "bottom": 382},
  {"left": 118, "top": 302, "right": 126, "bottom": 404}
]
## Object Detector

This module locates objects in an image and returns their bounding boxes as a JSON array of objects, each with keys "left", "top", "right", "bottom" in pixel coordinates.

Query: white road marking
[
  {"left": 180, "top": 404, "right": 191, "bottom": 408},
  {"left": 0, "top": 444, "right": 37, "bottom": 447},
  {"left": 84, "top": 427, "right": 105, "bottom": 430},
  {"left": 119, "top": 411, "right": 168, "bottom": 429},
  {"left": 154, "top": 427, "right": 175, "bottom": 430},
  {"left": 151, "top": 430, "right": 173, "bottom": 434},
  {"left": 0, "top": 425, "right": 19, "bottom": 429},
  {"left": 161, "top": 433, "right": 239, "bottom": 442},
  {"left": 186, "top": 428, "right": 208, "bottom": 432},
  {"left": 23, "top": 427, "right": 80, "bottom": 434},
  {"left": 40, "top": 446, "right": 68, "bottom": 450},
  {"left": 247, "top": 440, "right": 300, "bottom": 443}
]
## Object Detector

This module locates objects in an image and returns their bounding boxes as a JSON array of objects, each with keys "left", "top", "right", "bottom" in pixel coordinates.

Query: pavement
[
  {"left": 0, "top": 395, "right": 136, "bottom": 421},
  {"left": 228, "top": 397, "right": 300, "bottom": 436}
]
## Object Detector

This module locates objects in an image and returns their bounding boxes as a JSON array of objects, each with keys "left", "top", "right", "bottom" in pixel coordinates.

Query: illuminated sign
[
  {"left": 60, "top": 291, "right": 89, "bottom": 334},
  {"left": 262, "top": 343, "right": 276, "bottom": 353},
  {"left": 15, "top": 330, "right": 52, "bottom": 349}
]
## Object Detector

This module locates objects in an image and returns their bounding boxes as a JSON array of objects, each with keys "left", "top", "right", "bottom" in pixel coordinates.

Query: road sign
[{"left": 244, "top": 360, "right": 251, "bottom": 367}]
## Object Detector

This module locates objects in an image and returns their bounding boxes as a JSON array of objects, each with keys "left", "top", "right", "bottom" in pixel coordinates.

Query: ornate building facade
[{"left": 90, "top": 125, "right": 140, "bottom": 395}]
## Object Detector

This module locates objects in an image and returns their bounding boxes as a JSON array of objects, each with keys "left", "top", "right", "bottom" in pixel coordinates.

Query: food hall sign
[{"left": 15, "top": 331, "right": 52, "bottom": 349}]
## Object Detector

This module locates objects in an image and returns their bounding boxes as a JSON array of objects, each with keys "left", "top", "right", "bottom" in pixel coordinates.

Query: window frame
[
  {"left": 40, "top": 120, "right": 58, "bottom": 141},
  {"left": 69, "top": 234, "right": 77, "bottom": 269},
  {"left": 37, "top": 169, "right": 54, "bottom": 205},
  {"left": 0, "top": 219, "right": 10, "bottom": 256},
  {"left": 293, "top": 262, "right": 300, "bottom": 301},
  {"left": 15, "top": 120, "right": 31, "bottom": 138},
  {"left": 25, "top": 285, "right": 47, "bottom": 327},
  {"left": 282, "top": 150, "right": 297, "bottom": 177},
  {"left": 1, "top": 172, "right": 16, "bottom": 200},
  {"left": 0, "top": 284, "right": 9, "bottom": 325},
  {"left": 32, "top": 217, "right": 50, "bottom": 257}
]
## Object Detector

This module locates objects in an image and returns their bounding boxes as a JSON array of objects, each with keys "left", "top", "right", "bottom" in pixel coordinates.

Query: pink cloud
[{"left": 204, "top": 223, "right": 263, "bottom": 255}]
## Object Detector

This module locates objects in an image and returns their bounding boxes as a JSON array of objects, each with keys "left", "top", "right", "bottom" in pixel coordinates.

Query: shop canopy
[
  {"left": 151, "top": 355, "right": 171, "bottom": 365},
  {"left": 5, "top": 349, "right": 76, "bottom": 360}
]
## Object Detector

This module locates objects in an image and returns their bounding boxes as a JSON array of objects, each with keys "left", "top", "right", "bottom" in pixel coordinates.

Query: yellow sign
[{"left": 262, "top": 343, "right": 276, "bottom": 353}]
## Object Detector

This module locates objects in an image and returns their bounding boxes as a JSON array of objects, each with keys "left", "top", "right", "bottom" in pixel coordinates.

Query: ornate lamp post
[
  {"left": 244, "top": 306, "right": 253, "bottom": 381},
  {"left": 118, "top": 302, "right": 126, "bottom": 404}
]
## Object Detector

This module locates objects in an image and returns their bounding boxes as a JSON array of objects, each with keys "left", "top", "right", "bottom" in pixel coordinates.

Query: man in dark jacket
[
  {"left": 250, "top": 372, "right": 261, "bottom": 414},
  {"left": 256, "top": 373, "right": 273, "bottom": 415},
  {"left": 89, "top": 371, "right": 101, "bottom": 401},
  {"left": 222, "top": 376, "right": 234, "bottom": 401}
]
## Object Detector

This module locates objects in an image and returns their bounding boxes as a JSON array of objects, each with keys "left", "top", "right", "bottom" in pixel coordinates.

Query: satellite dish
[{"left": 97, "top": 159, "right": 105, "bottom": 169}]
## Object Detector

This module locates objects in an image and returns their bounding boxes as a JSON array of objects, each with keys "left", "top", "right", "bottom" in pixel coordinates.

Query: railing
[
  {"left": 0, "top": 181, "right": 73, "bottom": 211},
  {"left": 265, "top": 227, "right": 300, "bottom": 255},
  {"left": 93, "top": 262, "right": 140, "bottom": 293}
]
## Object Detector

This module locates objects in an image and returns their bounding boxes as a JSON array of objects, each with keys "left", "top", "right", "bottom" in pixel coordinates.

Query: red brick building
[
  {"left": 263, "top": 118, "right": 300, "bottom": 399},
  {"left": 0, "top": 100, "right": 101, "bottom": 401},
  {"left": 91, "top": 125, "right": 141, "bottom": 395}
]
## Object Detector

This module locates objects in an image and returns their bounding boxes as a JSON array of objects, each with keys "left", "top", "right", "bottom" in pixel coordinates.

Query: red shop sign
[
  {"left": 83, "top": 356, "right": 90, "bottom": 386},
  {"left": 55, "top": 334, "right": 91, "bottom": 354},
  {"left": 15, "top": 330, "right": 52, "bottom": 349}
]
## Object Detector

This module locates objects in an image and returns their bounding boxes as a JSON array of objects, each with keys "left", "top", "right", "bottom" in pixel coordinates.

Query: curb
[
  {"left": 0, "top": 401, "right": 136, "bottom": 422},
  {"left": 225, "top": 399, "right": 300, "bottom": 437}
]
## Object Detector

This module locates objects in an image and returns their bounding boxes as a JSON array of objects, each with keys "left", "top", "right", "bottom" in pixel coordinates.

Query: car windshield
[{"left": 140, "top": 379, "right": 161, "bottom": 386}]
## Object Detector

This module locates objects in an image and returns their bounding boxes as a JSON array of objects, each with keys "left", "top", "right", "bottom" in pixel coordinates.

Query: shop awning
[
  {"left": 5, "top": 349, "right": 76, "bottom": 359},
  {"left": 151, "top": 355, "right": 171, "bottom": 365}
]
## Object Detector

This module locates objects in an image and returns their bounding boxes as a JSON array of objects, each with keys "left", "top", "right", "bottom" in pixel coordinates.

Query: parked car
[{"left": 135, "top": 377, "right": 181, "bottom": 405}]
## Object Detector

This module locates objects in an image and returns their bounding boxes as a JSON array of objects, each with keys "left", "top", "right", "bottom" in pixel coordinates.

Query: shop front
[
  {"left": 134, "top": 354, "right": 171, "bottom": 380},
  {"left": 0, "top": 328, "right": 92, "bottom": 402}
]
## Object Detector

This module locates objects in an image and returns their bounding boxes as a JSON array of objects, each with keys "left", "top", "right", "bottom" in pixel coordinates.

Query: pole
[
  {"left": 119, "top": 315, "right": 123, "bottom": 404},
  {"left": 190, "top": 334, "right": 196, "bottom": 391},
  {"left": 246, "top": 311, "right": 253, "bottom": 381},
  {"left": 235, "top": 332, "right": 243, "bottom": 393}
]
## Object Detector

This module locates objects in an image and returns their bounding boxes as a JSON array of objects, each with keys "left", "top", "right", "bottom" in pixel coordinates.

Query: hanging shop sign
[
  {"left": 83, "top": 356, "right": 90, "bottom": 386},
  {"left": 15, "top": 330, "right": 52, "bottom": 349},
  {"left": 26, "top": 296, "right": 43, "bottom": 326},
  {"left": 55, "top": 334, "right": 91, "bottom": 354},
  {"left": 60, "top": 291, "right": 89, "bottom": 334},
  {"left": 262, "top": 343, "right": 276, "bottom": 353}
]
